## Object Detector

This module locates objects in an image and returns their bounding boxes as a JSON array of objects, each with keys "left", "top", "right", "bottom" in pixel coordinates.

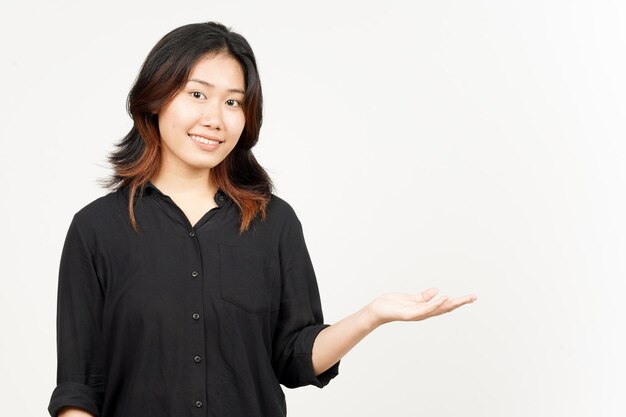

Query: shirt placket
[
  {"left": 187, "top": 226, "right": 207, "bottom": 415},
  {"left": 148, "top": 184, "right": 225, "bottom": 416},
  {"left": 152, "top": 190, "right": 210, "bottom": 416}
]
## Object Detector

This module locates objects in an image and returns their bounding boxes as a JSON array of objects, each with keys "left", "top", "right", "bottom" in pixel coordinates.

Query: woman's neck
[{"left": 150, "top": 168, "right": 216, "bottom": 199}]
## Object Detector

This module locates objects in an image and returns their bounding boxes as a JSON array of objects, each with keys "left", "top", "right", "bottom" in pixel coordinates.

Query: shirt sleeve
[
  {"left": 48, "top": 214, "right": 105, "bottom": 417},
  {"left": 271, "top": 204, "right": 340, "bottom": 389}
]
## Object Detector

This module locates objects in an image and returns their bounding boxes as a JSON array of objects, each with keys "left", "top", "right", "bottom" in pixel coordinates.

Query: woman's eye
[
  {"left": 226, "top": 99, "right": 241, "bottom": 107},
  {"left": 191, "top": 91, "right": 205, "bottom": 99}
]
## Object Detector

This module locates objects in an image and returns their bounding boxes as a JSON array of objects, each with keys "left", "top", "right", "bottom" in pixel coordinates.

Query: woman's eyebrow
[{"left": 188, "top": 78, "right": 245, "bottom": 95}]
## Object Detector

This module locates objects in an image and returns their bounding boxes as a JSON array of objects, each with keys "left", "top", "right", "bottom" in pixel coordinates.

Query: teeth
[{"left": 189, "top": 134, "right": 220, "bottom": 145}]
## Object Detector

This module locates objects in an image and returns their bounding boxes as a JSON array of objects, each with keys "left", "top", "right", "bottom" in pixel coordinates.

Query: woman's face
[{"left": 157, "top": 52, "right": 246, "bottom": 175}]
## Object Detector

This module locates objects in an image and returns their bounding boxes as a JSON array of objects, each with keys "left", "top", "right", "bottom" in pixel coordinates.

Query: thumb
[{"left": 417, "top": 287, "right": 439, "bottom": 303}]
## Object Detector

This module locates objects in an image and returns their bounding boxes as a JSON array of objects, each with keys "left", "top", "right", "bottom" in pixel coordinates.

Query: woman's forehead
[{"left": 188, "top": 53, "right": 245, "bottom": 88}]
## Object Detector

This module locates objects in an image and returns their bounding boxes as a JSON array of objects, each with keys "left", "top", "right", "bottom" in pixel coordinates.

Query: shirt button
[
  {"left": 189, "top": 230, "right": 195, "bottom": 237},
  {"left": 191, "top": 270, "right": 199, "bottom": 277},
  {"left": 195, "top": 401, "right": 203, "bottom": 408},
  {"left": 192, "top": 313, "right": 200, "bottom": 320},
  {"left": 194, "top": 355, "right": 202, "bottom": 363}
]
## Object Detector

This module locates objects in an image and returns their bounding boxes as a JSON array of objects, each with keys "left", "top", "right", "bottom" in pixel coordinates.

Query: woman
[{"left": 48, "top": 21, "right": 477, "bottom": 417}]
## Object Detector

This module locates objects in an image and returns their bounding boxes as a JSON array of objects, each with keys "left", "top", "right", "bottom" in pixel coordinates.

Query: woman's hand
[
  {"left": 311, "top": 287, "right": 477, "bottom": 374},
  {"left": 58, "top": 407, "right": 95, "bottom": 417},
  {"left": 365, "top": 288, "right": 477, "bottom": 328}
]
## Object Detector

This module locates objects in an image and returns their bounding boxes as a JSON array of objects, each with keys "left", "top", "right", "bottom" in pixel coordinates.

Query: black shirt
[{"left": 48, "top": 181, "right": 340, "bottom": 417}]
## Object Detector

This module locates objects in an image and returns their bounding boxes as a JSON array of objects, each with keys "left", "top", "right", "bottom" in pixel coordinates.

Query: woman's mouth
[{"left": 189, "top": 134, "right": 221, "bottom": 145}]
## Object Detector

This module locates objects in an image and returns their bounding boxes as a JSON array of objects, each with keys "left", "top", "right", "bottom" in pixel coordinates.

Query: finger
[
  {"left": 429, "top": 301, "right": 458, "bottom": 317},
  {"left": 440, "top": 295, "right": 477, "bottom": 314},
  {"left": 413, "top": 295, "right": 449, "bottom": 319},
  {"left": 427, "top": 295, "right": 449, "bottom": 310},
  {"left": 415, "top": 287, "right": 439, "bottom": 303},
  {"left": 453, "top": 294, "right": 478, "bottom": 306}
]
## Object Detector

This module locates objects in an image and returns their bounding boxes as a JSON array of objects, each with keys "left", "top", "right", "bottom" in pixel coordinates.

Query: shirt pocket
[{"left": 218, "top": 243, "right": 280, "bottom": 314}]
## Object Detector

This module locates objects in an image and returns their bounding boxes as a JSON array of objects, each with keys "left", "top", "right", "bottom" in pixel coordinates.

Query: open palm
[{"left": 366, "top": 288, "right": 477, "bottom": 326}]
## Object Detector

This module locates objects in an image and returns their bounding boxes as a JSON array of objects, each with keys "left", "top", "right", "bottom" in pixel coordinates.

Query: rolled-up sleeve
[
  {"left": 48, "top": 214, "right": 105, "bottom": 417},
  {"left": 271, "top": 205, "right": 340, "bottom": 389}
]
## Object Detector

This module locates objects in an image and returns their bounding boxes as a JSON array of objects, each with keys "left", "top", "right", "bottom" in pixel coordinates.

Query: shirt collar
[{"left": 143, "top": 180, "right": 229, "bottom": 208}]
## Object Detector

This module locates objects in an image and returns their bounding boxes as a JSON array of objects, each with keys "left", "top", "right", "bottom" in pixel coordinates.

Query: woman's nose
[{"left": 199, "top": 101, "right": 223, "bottom": 129}]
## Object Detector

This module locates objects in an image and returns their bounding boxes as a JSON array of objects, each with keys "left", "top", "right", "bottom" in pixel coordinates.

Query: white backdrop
[{"left": 1, "top": 1, "right": 624, "bottom": 416}]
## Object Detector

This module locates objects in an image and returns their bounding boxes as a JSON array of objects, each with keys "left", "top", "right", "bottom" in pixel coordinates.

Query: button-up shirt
[{"left": 48, "top": 181, "right": 340, "bottom": 417}]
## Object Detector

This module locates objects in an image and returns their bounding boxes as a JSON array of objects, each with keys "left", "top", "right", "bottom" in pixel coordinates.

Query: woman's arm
[
  {"left": 58, "top": 407, "right": 95, "bottom": 417},
  {"left": 311, "top": 288, "right": 477, "bottom": 375},
  {"left": 48, "top": 215, "right": 105, "bottom": 416}
]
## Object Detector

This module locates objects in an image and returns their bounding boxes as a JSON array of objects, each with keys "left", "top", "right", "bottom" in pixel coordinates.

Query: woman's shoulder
[
  {"left": 70, "top": 188, "right": 127, "bottom": 230},
  {"left": 267, "top": 193, "right": 300, "bottom": 221},
  {"left": 262, "top": 193, "right": 309, "bottom": 236}
]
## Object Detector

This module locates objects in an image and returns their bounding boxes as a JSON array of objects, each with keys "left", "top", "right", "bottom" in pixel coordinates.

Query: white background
[{"left": 1, "top": 1, "right": 624, "bottom": 416}]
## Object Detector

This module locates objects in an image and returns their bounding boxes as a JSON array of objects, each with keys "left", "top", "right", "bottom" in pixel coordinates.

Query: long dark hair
[{"left": 100, "top": 22, "right": 272, "bottom": 234}]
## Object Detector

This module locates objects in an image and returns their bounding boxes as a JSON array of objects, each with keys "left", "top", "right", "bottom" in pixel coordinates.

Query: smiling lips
[{"left": 189, "top": 134, "right": 222, "bottom": 145}]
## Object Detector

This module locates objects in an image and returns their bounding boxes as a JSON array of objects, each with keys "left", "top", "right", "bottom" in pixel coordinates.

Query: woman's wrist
[{"left": 360, "top": 303, "right": 385, "bottom": 332}]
